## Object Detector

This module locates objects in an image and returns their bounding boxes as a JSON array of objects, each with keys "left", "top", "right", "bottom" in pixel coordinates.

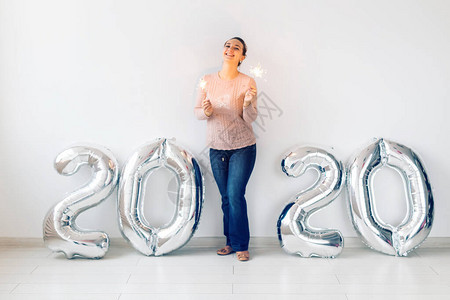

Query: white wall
[{"left": 1, "top": 0, "right": 449, "bottom": 239}]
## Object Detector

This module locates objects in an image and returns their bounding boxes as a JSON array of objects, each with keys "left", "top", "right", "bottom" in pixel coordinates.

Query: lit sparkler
[
  {"left": 249, "top": 63, "right": 266, "bottom": 79},
  {"left": 198, "top": 78, "right": 207, "bottom": 90}
]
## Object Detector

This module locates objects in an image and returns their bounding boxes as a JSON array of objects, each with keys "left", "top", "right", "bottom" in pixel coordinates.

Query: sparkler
[
  {"left": 198, "top": 78, "right": 207, "bottom": 90},
  {"left": 249, "top": 63, "right": 266, "bottom": 79}
]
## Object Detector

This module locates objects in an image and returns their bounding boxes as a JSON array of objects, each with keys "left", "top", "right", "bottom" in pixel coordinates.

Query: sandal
[
  {"left": 236, "top": 251, "right": 250, "bottom": 261},
  {"left": 217, "top": 245, "right": 234, "bottom": 256}
]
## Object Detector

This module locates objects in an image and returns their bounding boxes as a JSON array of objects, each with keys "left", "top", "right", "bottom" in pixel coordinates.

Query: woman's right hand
[{"left": 202, "top": 99, "right": 213, "bottom": 117}]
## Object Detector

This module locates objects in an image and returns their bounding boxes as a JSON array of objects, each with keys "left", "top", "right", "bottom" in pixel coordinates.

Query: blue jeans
[{"left": 209, "top": 143, "right": 256, "bottom": 251}]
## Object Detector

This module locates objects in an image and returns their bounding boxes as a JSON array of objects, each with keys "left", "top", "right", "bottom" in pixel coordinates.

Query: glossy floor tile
[{"left": 0, "top": 242, "right": 449, "bottom": 299}]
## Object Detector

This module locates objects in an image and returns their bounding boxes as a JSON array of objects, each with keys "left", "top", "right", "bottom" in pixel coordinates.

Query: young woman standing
[{"left": 194, "top": 37, "right": 258, "bottom": 261}]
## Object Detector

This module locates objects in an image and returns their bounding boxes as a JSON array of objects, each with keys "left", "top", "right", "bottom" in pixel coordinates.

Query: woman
[{"left": 194, "top": 37, "right": 258, "bottom": 261}]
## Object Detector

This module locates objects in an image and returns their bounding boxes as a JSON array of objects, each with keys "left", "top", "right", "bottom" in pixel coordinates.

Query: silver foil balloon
[
  {"left": 277, "top": 147, "right": 344, "bottom": 258},
  {"left": 118, "top": 138, "right": 204, "bottom": 256},
  {"left": 43, "top": 145, "right": 119, "bottom": 259},
  {"left": 347, "top": 138, "right": 434, "bottom": 256}
]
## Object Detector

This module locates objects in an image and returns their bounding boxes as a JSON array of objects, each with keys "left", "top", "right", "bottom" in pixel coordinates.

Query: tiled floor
[{"left": 0, "top": 241, "right": 449, "bottom": 299}]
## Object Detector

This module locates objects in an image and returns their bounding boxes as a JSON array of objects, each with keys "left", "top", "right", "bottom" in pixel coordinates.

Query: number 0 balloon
[
  {"left": 118, "top": 138, "right": 204, "bottom": 256},
  {"left": 346, "top": 138, "right": 434, "bottom": 256}
]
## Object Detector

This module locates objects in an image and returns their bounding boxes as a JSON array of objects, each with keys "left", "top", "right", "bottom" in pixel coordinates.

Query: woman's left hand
[{"left": 244, "top": 85, "right": 257, "bottom": 107}]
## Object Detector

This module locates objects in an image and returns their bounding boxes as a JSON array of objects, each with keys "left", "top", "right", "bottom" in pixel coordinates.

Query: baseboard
[{"left": 1, "top": 236, "right": 450, "bottom": 248}]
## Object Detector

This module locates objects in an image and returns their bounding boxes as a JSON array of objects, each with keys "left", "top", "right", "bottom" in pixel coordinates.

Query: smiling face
[{"left": 223, "top": 39, "right": 246, "bottom": 66}]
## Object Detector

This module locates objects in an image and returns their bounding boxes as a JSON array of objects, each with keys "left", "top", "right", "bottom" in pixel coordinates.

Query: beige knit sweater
[{"left": 194, "top": 72, "right": 258, "bottom": 150}]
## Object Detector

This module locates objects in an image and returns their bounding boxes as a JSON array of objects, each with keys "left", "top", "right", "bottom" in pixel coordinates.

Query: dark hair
[{"left": 224, "top": 37, "right": 247, "bottom": 66}]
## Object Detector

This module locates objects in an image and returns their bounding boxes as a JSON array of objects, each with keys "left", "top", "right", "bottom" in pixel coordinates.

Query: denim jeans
[{"left": 209, "top": 143, "right": 256, "bottom": 251}]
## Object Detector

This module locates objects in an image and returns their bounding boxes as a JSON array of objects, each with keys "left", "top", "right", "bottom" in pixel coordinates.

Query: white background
[{"left": 1, "top": 0, "right": 449, "bottom": 239}]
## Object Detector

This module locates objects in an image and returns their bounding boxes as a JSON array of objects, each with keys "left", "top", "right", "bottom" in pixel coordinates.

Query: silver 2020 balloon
[
  {"left": 118, "top": 138, "right": 204, "bottom": 256},
  {"left": 346, "top": 138, "right": 434, "bottom": 256},
  {"left": 277, "top": 147, "right": 344, "bottom": 258},
  {"left": 43, "top": 145, "right": 119, "bottom": 259}
]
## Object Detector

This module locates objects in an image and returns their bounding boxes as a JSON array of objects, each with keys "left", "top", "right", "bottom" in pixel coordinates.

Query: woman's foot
[
  {"left": 217, "top": 245, "right": 234, "bottom": 256},
  {"left": 236, "top": 251, "right": 250, "bottom": 261}
]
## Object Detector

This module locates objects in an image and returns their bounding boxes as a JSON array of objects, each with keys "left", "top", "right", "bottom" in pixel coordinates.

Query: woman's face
[{"left": 223, "top": 39, "right": 245, "bottom": 66}]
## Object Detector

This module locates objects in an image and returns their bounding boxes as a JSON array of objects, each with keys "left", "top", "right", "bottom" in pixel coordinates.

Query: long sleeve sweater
[{"left": 194, "top": 72, "right": 258, "bottom": 150}]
